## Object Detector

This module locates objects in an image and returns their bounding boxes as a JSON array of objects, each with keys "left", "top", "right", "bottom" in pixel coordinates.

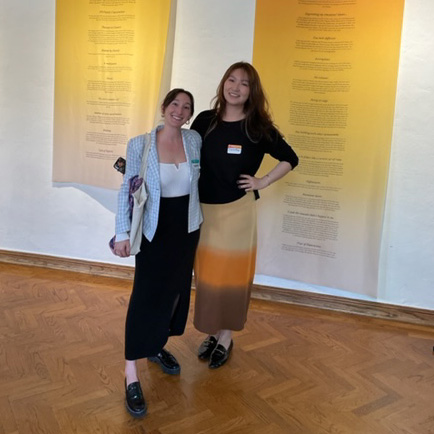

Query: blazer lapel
[
  {"left": 146, "top": 132, "right": 160, "bottom": 187},
  {"left": 182, "top": 129, "right": 192, "bottom": 164}
]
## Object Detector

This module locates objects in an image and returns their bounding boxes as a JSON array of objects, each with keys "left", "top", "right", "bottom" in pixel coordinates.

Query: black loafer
[
  {"left": 148, "top": 348, "right": 180, "bottom": 375},
  {"left": 125, "top": 380, "right": 147, "bottom": 418},
  {"left": 209, "top": 340, "right": 233, "bottom": 369},
  {"left": 198, "top": 336, "right": 218, "bottom": 360}
]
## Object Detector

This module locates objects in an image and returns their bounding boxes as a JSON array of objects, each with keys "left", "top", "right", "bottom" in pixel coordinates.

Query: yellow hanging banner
[
  {"left": 53, "top": 0, "right": 172, "bottom": 189},
  {"left": 253, "top": 0, "right": 404, "bottom": 295}
]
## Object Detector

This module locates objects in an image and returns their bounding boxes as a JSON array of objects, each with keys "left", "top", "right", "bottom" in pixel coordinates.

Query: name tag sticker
[
  {"left": 227, "top": 144, "right": 242, "bottom": 155},
  {"left": 191, "top": 159, "right": 200, "bottom": 168}
]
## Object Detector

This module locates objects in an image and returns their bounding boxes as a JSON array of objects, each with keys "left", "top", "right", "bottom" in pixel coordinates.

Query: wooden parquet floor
[{"left": 1, "top": 263, "right": 434, "bottom": 434}]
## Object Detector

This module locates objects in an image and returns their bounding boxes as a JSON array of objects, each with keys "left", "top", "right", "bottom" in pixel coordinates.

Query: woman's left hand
[{"left": 237, "top": 174, "right": 268, "bottom": 192}]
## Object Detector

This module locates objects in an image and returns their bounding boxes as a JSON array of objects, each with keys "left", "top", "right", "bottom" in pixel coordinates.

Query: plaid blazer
[{"left": 115, "top": 125, "right": 203, "bottom": 242}]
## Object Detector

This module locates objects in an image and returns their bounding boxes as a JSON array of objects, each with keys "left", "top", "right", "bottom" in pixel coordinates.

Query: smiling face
[
  {"left": 162, "top": 92, "right": 193, "bottom": 128},
  {"left": 223, "top": 68, "right": 250, "bottom": 109}
]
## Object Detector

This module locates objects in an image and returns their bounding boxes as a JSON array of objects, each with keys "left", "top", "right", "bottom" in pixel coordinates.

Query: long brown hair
[{"left": 211, "top": 61, "right": 275, "bottom": 142}]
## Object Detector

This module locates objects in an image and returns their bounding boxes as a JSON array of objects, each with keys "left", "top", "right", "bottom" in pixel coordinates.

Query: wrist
[{"left": 263, "top": 174, "right": 271, "bottom": 187}]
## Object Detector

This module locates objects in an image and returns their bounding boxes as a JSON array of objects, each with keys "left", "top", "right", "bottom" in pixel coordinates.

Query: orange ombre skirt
[{"left": 193, "top": 192, "right": 257, "bottom": 334}]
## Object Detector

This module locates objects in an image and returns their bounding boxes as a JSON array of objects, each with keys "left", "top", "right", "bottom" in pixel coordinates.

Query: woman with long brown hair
[{"left": 191, "top": 62, "right": 298, "bottom": 368}]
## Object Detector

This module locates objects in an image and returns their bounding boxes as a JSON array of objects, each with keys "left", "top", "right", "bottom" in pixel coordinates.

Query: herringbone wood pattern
[{"left": 1, "top": 263, "right": 433, "bottom": 434}]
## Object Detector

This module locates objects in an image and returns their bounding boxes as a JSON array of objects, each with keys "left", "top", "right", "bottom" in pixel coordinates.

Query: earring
[{"left": 185, "top": 120, "right": 190, "bottom": 125}]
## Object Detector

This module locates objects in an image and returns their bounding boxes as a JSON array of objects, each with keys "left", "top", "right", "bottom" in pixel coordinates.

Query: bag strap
[{"left": 138, "top": 133, "right": 152, "bottom": 181}]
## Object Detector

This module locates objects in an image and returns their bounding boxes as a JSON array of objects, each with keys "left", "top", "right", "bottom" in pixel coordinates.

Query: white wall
[
  {"left": 0, "top": 0, "right": 433, "bottom": 310},
  {"left": 377, "top": 1, "right": 434, "bottom": 308}
]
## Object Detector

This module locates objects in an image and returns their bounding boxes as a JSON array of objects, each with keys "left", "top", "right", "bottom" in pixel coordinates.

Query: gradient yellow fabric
[
  {"left": 53, "top": 0, "right": 173, "bottom": 188},
  {"left": 252, "top": 0, "right": 404, "bottom": 295}
]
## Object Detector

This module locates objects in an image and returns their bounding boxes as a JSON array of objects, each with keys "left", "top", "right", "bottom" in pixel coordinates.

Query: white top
[{"left": 159, "top": 162, "right": 191, "bottom": 197}]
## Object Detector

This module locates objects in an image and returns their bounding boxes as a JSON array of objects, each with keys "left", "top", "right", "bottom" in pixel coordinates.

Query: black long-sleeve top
[{"left": 191, "top": 109, "right": 299, "bottom": 204}]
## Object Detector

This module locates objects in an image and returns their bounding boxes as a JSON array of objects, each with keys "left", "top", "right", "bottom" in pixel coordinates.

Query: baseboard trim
[
  {"left": 0, "top": 249, "right": 135, "bottom": 280},
  {"left": 1, "top": 249, "right": 433, "bottom": 327},
  {"left": 251, "top": 284, "right": 434, "bottom": 327}
]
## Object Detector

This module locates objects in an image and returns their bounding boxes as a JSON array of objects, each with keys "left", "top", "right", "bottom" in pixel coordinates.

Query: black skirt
[{"left": 125, "top": 195, "right": 200, "bottom": 360}]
